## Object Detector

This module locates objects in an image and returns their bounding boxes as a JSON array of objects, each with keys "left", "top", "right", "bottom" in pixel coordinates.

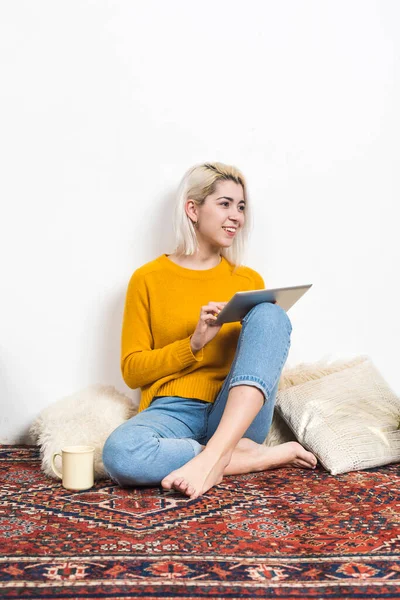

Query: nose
[
  {"left": 229, "top": 213, "right": 242, "bottom": 225},
  {"left": 226, "top": 205, "right": 244, "bottom": 227}
]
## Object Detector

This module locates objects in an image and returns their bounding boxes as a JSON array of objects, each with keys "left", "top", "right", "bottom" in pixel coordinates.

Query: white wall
[{"left": 1, "top": 0, "right": 399, "bottom": 443}]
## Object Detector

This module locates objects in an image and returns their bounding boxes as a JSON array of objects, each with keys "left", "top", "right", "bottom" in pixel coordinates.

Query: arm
[
  {"left": 253, "top": 271, "right": 265, "bottom": 290},
  {"left": 121, "top": 271, "right": 203, "bottom": 389}
]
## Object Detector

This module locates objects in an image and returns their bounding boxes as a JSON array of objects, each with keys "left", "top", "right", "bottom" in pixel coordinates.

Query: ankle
[{"left": 203, "top": 444, "right": 233, "bottom": 463}]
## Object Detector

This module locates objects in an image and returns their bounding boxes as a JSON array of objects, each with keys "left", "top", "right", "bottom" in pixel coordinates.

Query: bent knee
[
  {"left": 102, "top": 427, "right": 158, "bottom": 487},
  {"left": 247, "top": 301, "right": 292, "bottom": 333},
  {"left": 102, "top": 433, "right": 129, "bottom": 484}
]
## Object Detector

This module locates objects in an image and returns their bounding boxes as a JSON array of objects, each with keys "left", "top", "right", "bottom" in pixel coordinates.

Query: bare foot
[
  {"left": 160, "top": 440, "right": 317, "bottom": 499},
  {"left": 233, "top": 439, "right": 318, "bottom": 472},
  {"left": 161, "top": 447, "right": 231, "bottom": 500}
]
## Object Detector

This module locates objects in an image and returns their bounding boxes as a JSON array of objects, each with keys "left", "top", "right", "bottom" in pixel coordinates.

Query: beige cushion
[
  {"left": 29, "top": 385, "right": 137, "bottom": 479},
  {"left": 264, "top": 355, "right": 368, "bottom": 446},
  {"left": 272, "top": 356, "right": 400, "bottom": 474}
]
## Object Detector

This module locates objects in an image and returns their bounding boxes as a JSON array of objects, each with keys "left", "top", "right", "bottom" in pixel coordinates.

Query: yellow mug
[{"left": 51, "top": 445, "right": 95, "bottom": 490}]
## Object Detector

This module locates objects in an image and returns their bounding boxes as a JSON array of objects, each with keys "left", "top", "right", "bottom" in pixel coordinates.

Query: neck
[
  {"left": 192, "top": 248, "right": 221, "bottom": 266},
  {"left": 169, "top": 249, "right": 222, "bottom": 270}
]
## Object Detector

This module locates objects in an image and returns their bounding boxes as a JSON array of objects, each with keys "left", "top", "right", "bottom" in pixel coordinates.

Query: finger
[
  {"left": 202, "top": 306, "right": 221, "bottom": 315},
  {"left": 202, "top": 315, "right": 219, "bottom": 327},
  {"left": 201, "top": 313, "right": 218, "bottom": 323},
  {"left": 206, "top": 303, "right": 226, "bottom": 316}
]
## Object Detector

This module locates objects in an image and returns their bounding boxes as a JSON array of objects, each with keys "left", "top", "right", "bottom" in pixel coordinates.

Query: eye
[{"left": 220, "top": 202, "right": 246, "bottom": 211}]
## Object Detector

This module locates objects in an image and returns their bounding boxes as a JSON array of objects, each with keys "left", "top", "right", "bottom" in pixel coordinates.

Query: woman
[{"left": 103, "top": 162, "right": 317, "bottom": 500}]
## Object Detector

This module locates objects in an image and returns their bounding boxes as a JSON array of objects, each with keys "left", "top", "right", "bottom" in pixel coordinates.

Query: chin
[{"left": 222, "top": 236, "right": 235, "bottom": 245}]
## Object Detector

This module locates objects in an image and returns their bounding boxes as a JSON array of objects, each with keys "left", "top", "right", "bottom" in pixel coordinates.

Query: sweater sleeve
[{"left": 121, "top": 270, "right": 204, "bottom": 389}]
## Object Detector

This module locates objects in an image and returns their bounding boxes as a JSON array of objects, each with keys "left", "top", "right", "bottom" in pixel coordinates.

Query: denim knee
[
  {"left": 244, "top": 301, "right": 292, "bottom": 334},
  {"left": 102, "top": 426, "right": 157, "bottom": 487}
]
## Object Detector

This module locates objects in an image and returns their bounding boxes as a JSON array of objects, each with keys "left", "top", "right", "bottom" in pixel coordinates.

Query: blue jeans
[{"left": 103, "top": 302, "right": 292, "bottom": 487}]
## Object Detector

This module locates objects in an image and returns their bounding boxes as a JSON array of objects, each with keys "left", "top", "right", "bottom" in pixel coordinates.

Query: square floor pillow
[
  {"left": 29, "top": 385, "right": 138, "bottom": 480},
  {"left": 264, "top": 355, "right": 367, "bottom": 447},
  {"left": 272, "top": 356, "right": 400, "bottom": 474}
]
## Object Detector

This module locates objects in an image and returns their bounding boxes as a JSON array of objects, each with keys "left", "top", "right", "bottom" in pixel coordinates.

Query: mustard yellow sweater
[{"left": 121, "top": 254, "right": 265, "bottom": 413}]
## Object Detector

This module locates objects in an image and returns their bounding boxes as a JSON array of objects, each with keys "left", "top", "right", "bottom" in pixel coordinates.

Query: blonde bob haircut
[{"left": 172, "top": 162, "right": 252, "bottom": 270}]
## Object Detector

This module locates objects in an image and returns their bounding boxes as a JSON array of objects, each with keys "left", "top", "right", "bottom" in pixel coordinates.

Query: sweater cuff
[{"left": 177, "top": 336, "right": 204, "bottom": 367}]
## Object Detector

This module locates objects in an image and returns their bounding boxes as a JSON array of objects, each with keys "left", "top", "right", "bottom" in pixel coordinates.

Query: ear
[{"left": 185, "top": 199, "right": 198, "bottom": 224}]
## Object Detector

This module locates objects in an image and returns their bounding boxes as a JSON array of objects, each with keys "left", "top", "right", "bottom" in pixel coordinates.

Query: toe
[
  {"left": 161, "top": 477, "right": 173, "bottom": 490},
  {"left": 296, "top": 459, "right": 314, "bottom": 468},
  {"left": 308, "top": 457, "right": 318, "bottom": 468},
  {"left": 172, "top": 478, "right": 194, "bottom": 494},
  {"left": 174, "top": 477, "right": 185, "bottom": 487},
  {"left": 177, "top": 479, "right": 190, "bottom": 492}
]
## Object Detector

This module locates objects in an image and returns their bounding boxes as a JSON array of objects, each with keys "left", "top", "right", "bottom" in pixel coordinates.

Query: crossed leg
[{"left": 161, "top": 385, "right": 317, "bottom": 500}]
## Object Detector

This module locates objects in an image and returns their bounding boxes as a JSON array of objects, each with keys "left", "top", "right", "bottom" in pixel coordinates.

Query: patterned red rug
[{"left": 0, "top": 445, "right": 399, "bottom": 599}]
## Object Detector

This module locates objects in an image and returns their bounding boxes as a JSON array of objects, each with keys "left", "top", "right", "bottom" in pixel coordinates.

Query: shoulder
[
  {"left": 231, "top": 264, "right": 265, "bottom": 289},
  {"left": 126, "top": 256, "right": 165, "bottom": 288}
]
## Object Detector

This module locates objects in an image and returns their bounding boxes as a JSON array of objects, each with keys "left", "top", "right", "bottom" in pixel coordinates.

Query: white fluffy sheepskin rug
[
  {"left": 30, "top": 356, "right": 366, "bottom": 480},
  {"left": 29, "top": 385, "right": 138, "bottom": 480}
]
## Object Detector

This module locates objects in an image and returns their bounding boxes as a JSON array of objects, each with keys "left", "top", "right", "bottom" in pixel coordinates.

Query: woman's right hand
[{"left": 190, "top": 302, "right": 227, "bottom": 353}]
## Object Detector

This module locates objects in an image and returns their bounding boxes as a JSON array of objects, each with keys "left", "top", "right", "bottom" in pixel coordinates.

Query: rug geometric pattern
[{"left": 0, "top": 445, "right": 399, "bottom": 598}]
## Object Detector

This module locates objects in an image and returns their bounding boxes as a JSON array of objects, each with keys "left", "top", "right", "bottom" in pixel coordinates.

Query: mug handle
[{"left": 51, "top": 452, "right": 62, "bottom": 479}]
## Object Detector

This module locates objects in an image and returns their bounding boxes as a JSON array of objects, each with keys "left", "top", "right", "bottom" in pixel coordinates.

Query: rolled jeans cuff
[{"left": 229, "top": 376, "right": 270, "bottom": 404}]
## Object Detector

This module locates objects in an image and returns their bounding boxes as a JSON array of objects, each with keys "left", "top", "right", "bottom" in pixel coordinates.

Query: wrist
[{"left": 190, "top": 337, "right": 202, "bottom": 353}]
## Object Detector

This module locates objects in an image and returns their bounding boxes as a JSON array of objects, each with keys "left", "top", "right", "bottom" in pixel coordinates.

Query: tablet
[{"left": 213, "top": 284, "right": 313, "bottom": 325}]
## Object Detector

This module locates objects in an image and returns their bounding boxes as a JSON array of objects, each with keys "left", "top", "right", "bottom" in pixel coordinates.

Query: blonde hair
[{"left": 172, "top": 162, "right": 252, "bottom": 269}]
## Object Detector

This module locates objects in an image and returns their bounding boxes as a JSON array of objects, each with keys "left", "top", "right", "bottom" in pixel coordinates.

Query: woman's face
[{"left": 188, "top": 180, "right": 246, "bottom": 251}]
